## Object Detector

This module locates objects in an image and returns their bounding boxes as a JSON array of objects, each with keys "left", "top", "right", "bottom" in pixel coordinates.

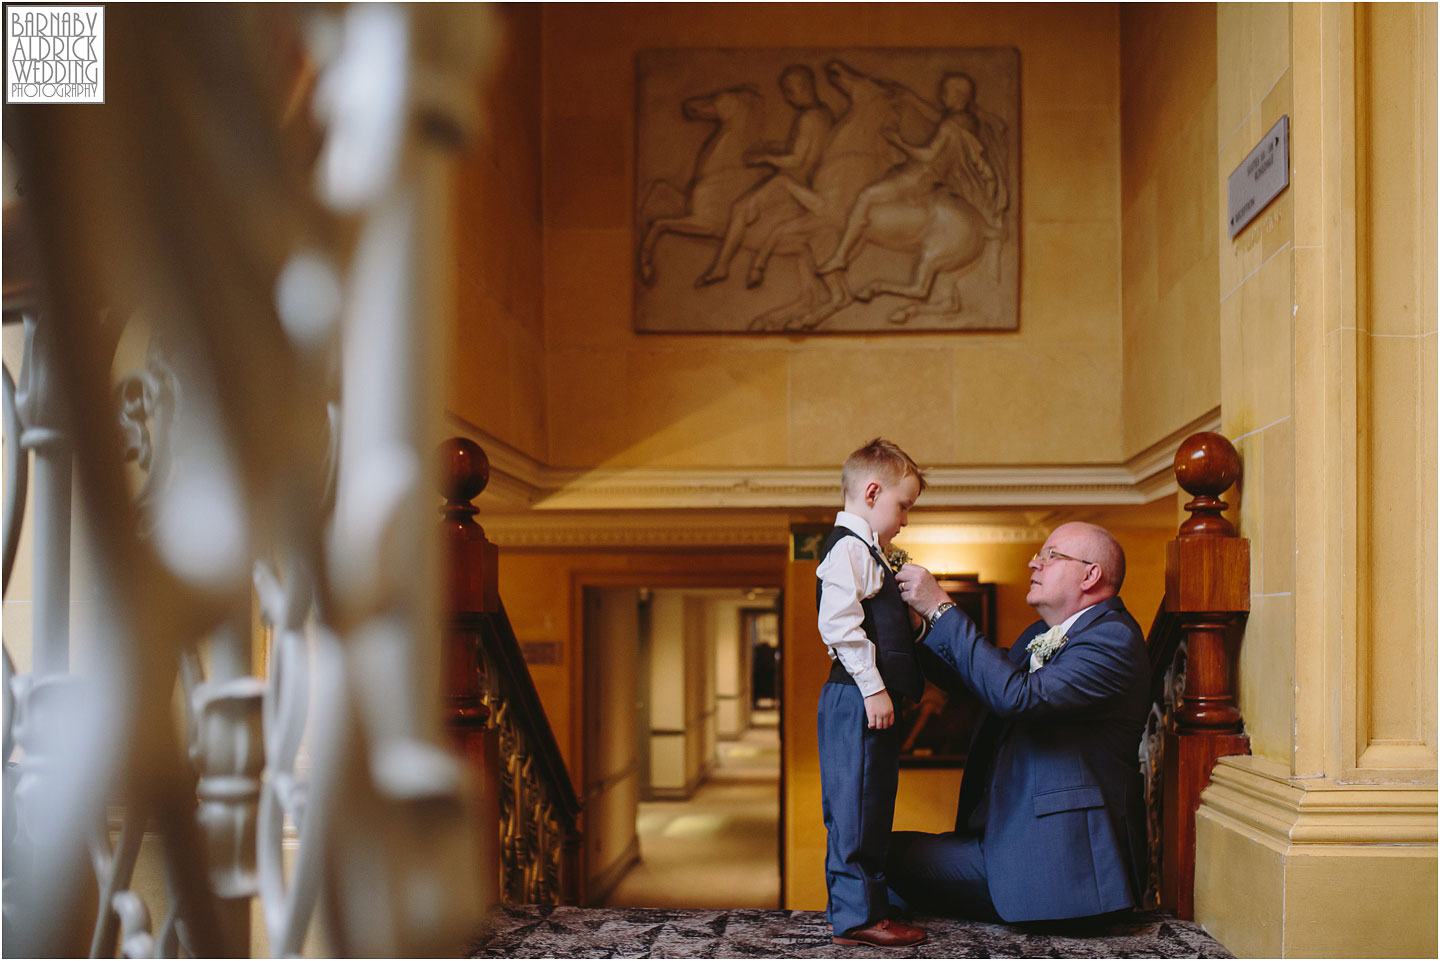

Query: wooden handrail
[
  {"left": 440, "top": 437, "right": 581, "bottom": 906},
  {"left": 1143, "top": 431, "right": 1251, "bottom": 920},
  {"left": 461, "top": 601, "right": 582, "bottom": 828}
]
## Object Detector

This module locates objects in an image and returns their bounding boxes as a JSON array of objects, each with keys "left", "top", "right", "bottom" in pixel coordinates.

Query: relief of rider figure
[
  {"left": 700, "top": 64, "right": 834, "bottom": 286},
  {"left": 818, "top": 72, "right": 1008, "bottom": 276}
]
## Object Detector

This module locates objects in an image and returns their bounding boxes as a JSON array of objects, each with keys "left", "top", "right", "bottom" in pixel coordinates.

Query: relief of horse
[
  {"left": 637, "top": 85, "right": 766, "bottom": 285},
  {"left": 748, "top": 62, "right": 1003, "bottom": 331},
  {"left": 847, "top": 188, "right": 1000, "bottom": 325},
  {"left": 743, "top": 60, "right": 936, "bottom": 329}
]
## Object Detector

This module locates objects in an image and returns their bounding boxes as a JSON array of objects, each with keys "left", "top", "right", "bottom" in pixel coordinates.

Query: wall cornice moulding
[
  {"left": 472, "top": 511, "right": 1060, "bottom": 550},
  {"left": 447, "top": 409, "right": 1220, "bottom": 513},
  {"left": 480, "top": 514, "right": 792, "bottom": 550}
]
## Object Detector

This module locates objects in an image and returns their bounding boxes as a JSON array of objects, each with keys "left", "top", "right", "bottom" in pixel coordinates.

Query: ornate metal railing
[
  {"left": 1139, "top": 432, "right": 1251, "bottom": 918},
  {"left": 441, "top": 438, "right": 582, "bottom": 905},
  {"left": 1139, "top": 610, "right": 1184, "bottom": 910},
  {"left": 3, "top": 5, "right": 501, "bottom": 955}
]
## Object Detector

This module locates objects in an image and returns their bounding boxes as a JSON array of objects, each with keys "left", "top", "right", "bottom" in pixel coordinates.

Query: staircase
[{"left": 441, "top": 437, "right": 583, "bottom": 906}]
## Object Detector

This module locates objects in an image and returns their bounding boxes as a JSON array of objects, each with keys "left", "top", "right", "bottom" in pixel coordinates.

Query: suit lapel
[
  {"left": 1033, "top": 596, "right": 1126, "bottom": 676},
  {"left": 1065, "top": 595, "right": 1125, "bottom": 639}
]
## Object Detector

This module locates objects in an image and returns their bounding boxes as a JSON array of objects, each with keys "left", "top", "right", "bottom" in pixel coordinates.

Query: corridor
[{"left": 603, "top": 713, "right": 781, "bottom": 910}]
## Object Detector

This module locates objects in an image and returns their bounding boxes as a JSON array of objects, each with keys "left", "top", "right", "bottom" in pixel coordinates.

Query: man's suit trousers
[{"left": 886, "top": 830, "right": 999, "bottom": 921}]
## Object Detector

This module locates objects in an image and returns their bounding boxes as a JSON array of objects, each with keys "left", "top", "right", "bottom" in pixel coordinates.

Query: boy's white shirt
[{"left": 815, "top": 510, "right": 890, "bottom": 697}]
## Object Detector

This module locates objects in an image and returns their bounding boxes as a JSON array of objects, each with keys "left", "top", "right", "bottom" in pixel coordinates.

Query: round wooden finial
[
  {"left": 439, "top": 436, "right": 490, "bottom": 507},
  {"left": 1174, "top": 431, "right": 1240, "bottom": 497},
  {"left": 1173, "top": 431, "right": 1239, "bottom": 536}
]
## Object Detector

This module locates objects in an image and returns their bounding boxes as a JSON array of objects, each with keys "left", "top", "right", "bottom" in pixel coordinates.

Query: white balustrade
[{"left": 2, "top": 4, "right": 499, "bottom": 955}]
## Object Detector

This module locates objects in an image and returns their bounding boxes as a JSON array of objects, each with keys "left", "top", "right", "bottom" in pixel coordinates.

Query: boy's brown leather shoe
[{"left": 832, "top": 919, "right": 928, "bottom": 948}]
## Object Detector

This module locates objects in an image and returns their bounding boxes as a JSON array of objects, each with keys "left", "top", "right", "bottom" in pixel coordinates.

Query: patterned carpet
[{"left": 467, "top": 905, "right": 1234, "bottom": 959}]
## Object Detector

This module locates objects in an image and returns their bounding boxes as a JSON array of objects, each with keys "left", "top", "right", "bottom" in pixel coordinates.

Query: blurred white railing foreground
[{"left": 2, "top": 5, "right": 499, "bottom": 956}]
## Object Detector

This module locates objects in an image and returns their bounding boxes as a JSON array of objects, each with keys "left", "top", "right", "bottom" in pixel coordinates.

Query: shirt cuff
[{"left": 850, "top": 666, "right": 885, "bottom": 698}]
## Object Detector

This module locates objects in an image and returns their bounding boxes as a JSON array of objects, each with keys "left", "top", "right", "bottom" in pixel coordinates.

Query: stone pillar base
[{"left": 1194, "top": 755, "right": 1437, "bottom": 958}]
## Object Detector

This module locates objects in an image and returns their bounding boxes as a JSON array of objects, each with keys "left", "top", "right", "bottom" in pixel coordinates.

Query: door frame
[{"left": 570, "top": 566, "right": 786, "bottom": 905}]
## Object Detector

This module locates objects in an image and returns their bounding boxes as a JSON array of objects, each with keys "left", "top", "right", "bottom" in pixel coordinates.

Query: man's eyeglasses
[{"left": 1031, "top": 548, "right": 1095, "bottom": 568}]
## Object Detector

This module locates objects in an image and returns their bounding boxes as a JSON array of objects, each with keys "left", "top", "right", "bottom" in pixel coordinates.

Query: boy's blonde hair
[{"left": 841, "top": 438, "right": 927, "bottom": 503}]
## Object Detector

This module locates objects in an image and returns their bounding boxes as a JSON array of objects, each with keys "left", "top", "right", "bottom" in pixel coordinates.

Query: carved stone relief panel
[{"left": 635, "top": 47, "right": 1020, "bottom": 334}]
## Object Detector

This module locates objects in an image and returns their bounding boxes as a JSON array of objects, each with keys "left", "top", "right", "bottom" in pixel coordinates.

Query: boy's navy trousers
[{"left": 817, "top": 680, "right": 900, "bottom": 936}]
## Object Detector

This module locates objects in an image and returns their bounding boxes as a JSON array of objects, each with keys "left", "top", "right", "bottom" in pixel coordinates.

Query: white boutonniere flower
[
  {"left": 1025, "top": 624, "right": 1068, "bottom": 668},
  {"left": 883, "top": 545, "right": 911, "bottom": 571}
]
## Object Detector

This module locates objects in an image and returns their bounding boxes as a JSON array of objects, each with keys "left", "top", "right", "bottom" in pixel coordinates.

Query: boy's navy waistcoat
[{"left": 815, "top": 527, "right": 923, "bottom": 700}]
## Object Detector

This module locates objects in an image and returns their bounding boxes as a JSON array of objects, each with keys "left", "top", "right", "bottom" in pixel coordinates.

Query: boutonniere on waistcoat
[
  {"left": 883, "top": 545, "right": 911, "bottom": 571},
  {"left": 1025, "top": 623, "right": 1068, "bottom": 668}
]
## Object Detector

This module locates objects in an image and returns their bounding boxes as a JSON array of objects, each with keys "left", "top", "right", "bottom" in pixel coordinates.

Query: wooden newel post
[
  {"left": 1162, "top": 431, "right": 1251, "bottom": 919},
  {"left": 439, "top": 436, "right": 501, "bottom": 909},
  {"left": 1167, "top": 431, "right": 1248, "bottom": 731},
  {"left": 441, "top": 437, "right": 499, "bottom": 615}
]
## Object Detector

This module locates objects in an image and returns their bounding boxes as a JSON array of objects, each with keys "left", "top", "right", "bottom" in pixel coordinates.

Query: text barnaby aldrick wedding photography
[{"left": 6, "top": 4, "right": 104, "bottom": 104}]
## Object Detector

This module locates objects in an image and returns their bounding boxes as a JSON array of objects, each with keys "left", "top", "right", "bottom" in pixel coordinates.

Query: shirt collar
[
  {"left": 1052, "top": 602, "right": 1099, "bottom": 637},
  {"left": 834, "top": 510, "right": 880, "bottom": 549}
]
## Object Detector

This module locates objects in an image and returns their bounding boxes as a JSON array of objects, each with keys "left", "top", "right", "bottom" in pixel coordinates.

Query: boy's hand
[{"left": 864, "top": 690, "right": 895, "bottom": 729}]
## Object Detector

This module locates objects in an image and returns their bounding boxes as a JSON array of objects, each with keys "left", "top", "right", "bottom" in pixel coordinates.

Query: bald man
[{"left": 891, "top": 522, "right": 1149, "bottom": 923}]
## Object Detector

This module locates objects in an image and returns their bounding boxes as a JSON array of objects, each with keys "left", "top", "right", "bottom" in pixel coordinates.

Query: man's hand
[
  {"left": 896, "top": 563, "right": 951, "bottom": 618},
  {"left": 864, "top": 689, "right": 895, "bottom": 729}
]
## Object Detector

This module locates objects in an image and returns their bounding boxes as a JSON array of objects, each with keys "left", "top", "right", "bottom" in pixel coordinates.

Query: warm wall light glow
[
  {"left": 902, "top": 545, "right": 980, "bottom": 577},
  {"left": 892, "top": 522, "right": 1043, "bottom": 579},
  {"left": 896, "top": 523, "right": 1043, "bottom": 545}
]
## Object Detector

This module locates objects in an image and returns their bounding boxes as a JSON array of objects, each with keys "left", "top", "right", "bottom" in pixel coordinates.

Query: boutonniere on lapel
[
  {"left": 1025, "top": 623, "right": 1068, "bottom": 669},
  {"left": 883, "top": 545, "right": 911, "bottom": 571}
]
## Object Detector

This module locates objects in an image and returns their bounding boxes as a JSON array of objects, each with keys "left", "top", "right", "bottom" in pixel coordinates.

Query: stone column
[{"left": 1195, "top": 5, "right": 1437, "bottom": 957}]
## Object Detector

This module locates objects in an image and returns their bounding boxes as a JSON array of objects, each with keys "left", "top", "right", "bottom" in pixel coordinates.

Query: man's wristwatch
[{"left": 928, "top": 601, "right": 956, "bottom": 627}]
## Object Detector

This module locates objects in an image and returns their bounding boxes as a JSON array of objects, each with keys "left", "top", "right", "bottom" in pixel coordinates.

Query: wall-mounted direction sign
[{"left": 1228, "top": 115, "right": 1289, "bottom": 238}]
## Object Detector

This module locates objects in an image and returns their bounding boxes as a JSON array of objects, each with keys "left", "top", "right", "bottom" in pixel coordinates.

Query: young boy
[{"left": 815, "top": 438, "right": 928, "bottom": 948}]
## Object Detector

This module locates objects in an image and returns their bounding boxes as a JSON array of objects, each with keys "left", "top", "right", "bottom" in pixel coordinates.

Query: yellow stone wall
[
  {"left": 1118, "top": 4, "right": 1221, "bottom": 461},
  {"left": 1217, "top": 0, "right": 1298, "bottom": 766},
  {"left": 535, "top": 3, "right": 1133, "bottom": 471},
  {"left": 450, "top": 5, "right": 547, "bottom": 460},
  {"left": 1195, "top": 4, "right": 1438, "bottom": 957}
]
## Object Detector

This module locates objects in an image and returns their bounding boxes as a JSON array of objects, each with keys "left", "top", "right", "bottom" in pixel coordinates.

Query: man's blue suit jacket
[{"left": 921, "top": 596, "right": 1150, "bottom": 921}]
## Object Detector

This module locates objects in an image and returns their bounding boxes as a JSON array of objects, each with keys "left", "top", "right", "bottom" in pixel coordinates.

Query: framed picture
[
  {"left": 898, "top": 574, "right": 997, "bottom": 767},
  {"left": 790, "top": 523, "right": 833, "bottom": 562}
]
